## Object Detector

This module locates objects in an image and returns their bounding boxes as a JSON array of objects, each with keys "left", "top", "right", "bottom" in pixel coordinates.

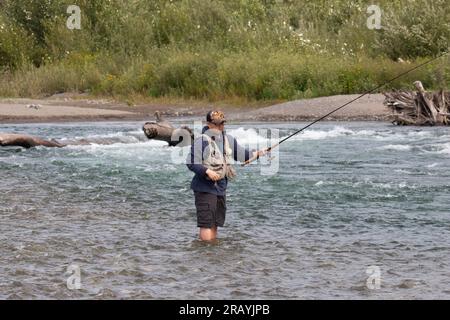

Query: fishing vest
[{"left": 201, "top": 134, "right": 236, "bottom": 180}]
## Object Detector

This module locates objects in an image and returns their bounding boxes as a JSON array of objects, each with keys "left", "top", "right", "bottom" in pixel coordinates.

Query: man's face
[
  {"left": 217, "top": 122, "right": 225, "bottom": 131},
  {"left": 208, "top": 122, "right": 225, "bottom": 132}
]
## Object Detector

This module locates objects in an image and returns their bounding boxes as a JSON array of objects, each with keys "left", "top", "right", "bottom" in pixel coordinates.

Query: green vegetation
[{"left": 0, "top": 0, "right": 448, "bottom": 103}]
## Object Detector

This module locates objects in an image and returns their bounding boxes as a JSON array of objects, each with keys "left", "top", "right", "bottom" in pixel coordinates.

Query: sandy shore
[
  {"left": 235, "top": 94, "right": 389, "bottom": 121},
  {"left": 0, "top": 94, "right": 389, "bottom": 124}
]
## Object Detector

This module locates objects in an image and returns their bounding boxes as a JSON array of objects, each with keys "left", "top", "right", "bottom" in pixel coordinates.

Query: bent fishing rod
[{"left": 242, "top": 50, "right": 449, "bottom": 166}]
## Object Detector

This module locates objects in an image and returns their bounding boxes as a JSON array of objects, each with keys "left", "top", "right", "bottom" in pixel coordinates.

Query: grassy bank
[{"left": 0, "top": 0, "right": 448, "bottom": 103}]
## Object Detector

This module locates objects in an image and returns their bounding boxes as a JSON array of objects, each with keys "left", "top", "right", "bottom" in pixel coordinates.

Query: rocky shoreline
[{"left": 0, "top": 94, "right": 390, "bottom": 124}]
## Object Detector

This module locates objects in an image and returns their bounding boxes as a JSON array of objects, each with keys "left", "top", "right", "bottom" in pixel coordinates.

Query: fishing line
[{"left": 242, "top": 50, "right": 449, "bottom": 166}]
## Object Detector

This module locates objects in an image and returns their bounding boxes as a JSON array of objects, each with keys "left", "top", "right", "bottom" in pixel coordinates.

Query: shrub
[{"left": 0, "top": 0, "right": 448, "bottom": 101}]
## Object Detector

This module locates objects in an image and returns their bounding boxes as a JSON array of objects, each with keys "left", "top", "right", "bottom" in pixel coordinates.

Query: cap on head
[{"left": 206, "top": 110, "right": 226, "bottom": 125}]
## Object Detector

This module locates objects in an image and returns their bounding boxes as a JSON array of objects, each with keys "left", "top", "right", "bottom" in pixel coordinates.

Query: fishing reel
[
  {"left": 258, "top": 148, "right": 275, "bottom": 164},
  {"left": 264, "top": 150, "right": 276, "bottom": 163}
]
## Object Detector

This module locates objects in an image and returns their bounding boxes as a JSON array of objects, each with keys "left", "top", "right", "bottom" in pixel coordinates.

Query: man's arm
[
  {"left": 230, "top": 135, "right": 255, "bottom": 162},
  {"left": 186, "top": 137, "right": 208, "bottom": 176},
  {"left": 187, "top": 136, "right": 222, "bottom": 181},
  {"left": 230, "top": 134, "right": 269, "bottom": 163}
]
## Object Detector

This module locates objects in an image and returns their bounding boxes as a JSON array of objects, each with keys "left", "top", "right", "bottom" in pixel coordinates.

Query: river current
[{"left": 1, "top": 121, "right": 450, "bottom": 299}]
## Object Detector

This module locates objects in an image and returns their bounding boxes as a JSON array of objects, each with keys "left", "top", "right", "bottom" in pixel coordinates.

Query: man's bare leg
[{"left": 199, "top": 227, "right": 218, "bottom": 241}]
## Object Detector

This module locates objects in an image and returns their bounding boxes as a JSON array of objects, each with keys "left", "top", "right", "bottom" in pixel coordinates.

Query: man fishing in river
[{"left": 187, "top": 111, "right": 268, "bottom": 241}]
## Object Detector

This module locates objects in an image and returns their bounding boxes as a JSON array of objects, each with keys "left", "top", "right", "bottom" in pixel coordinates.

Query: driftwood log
[
  {"left": 0, "top": 133, "right": 66, "bottom": 148},
  {"left": 384, "top": 81, "right": 450, "bottom": 125},
  {"left": 143, "top": 111, "right": 193, "bottom": 147},
  {"left": 1, "top": 112, "right": 192, "bottom": 149}
]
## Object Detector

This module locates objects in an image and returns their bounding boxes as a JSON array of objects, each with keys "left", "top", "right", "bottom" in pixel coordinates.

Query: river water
[{"left": 1, "top": 121, "right": 450, "bottom": 299}]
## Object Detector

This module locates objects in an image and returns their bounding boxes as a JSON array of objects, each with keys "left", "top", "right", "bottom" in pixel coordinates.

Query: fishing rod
[{"left": 242, "top": 50, "right": 449, "bottom": 166}]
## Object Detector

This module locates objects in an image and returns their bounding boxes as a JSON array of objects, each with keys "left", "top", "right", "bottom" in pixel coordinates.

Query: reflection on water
[{"left": 1, "top": 121, "right": 450, "bottom": 299}]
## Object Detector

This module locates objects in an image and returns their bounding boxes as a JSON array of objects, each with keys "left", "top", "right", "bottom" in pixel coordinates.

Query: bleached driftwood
[
  {"left": 0, "top": 133, "right": 66, "bottom": 148},
  {"left": 384, "top": 81, "right": 449, "bottom": 126},
  {"left": 1, "top": 112, "right": 194, "bottom": 149},
  {"left": 143, "top": 111, "right": 193, "bottom": 147}
]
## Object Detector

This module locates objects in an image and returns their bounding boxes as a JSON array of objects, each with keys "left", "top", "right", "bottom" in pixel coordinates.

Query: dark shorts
[{"left": 194, "top": 192, "right": 227, "bottom": 228}]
